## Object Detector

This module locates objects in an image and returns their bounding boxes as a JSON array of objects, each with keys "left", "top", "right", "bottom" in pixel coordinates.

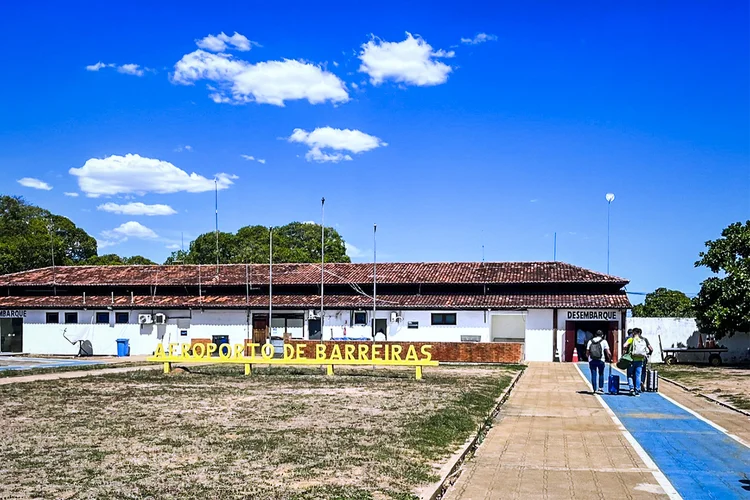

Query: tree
[
  {"left": 0, "top": 196, "right": 97, "bottom": 274},
  {"left": 692, "top": 221, "right": 750, "bottom": 339},
  {"left": 164, "top": 222, "right": 351, "bottom": 265},
  {"left": 631, "top": 288, "right": 693, "bottom": 317},
  {"left": 83, "top": 254, "right": 157, "bottom": 265}
]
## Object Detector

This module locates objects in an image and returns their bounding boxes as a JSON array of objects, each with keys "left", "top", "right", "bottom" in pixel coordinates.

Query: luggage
[
  {"left": 607, "top": 363, "right": 620, "bottom": 395},
  {"left": 645, "top": 369, "right": 659, "bottom": 392}
]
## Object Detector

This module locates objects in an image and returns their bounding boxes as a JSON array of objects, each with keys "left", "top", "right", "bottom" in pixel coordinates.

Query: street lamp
[{"left": 606, "top": 193, "right": 615, "bottom": 274}]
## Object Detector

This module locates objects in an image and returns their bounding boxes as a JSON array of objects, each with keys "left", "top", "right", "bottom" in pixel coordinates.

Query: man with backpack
[
  {"left": 623, "top": 328, "right": 653, "bottom": 396},
  {"left": 586, "top": 330, "right": 611, "bottom": 394}
]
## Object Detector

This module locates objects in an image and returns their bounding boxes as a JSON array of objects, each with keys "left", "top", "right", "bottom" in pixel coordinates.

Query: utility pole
[
  {"left": 215, "top": 179, "right": 219, "bottom": 275},
  {"left": 372, "top": 223, "right": 377, "bottom": 338},
  {"left": 320, "top": 197, "right": 325, "bottom": 338},
  {"left": 606, "top": 193, "right": 615, "bottom": 274},
  {"left": 269, "top": 226, "right": 273, "bottom": 341}
]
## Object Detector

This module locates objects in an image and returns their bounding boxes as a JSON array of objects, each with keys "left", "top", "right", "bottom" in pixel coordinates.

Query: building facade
[{"left": 0, "top": 262, "right": 631, "bottom": 362}]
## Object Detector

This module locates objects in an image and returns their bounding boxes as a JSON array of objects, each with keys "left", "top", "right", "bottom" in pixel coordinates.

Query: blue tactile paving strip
[
  {"left": 0, "top": 357, "right": 103, "bottom": 372},
  {"left": 579, "top": 362, "right": 750, "bottom": 499}
]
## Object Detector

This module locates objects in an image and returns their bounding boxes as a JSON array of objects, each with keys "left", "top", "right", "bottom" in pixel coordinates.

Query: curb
[
  {"left": 660, "top": 376, "right": 750, "bottom": 418},
  {"left": 419, "top": 368, "right": 525, "bottom": 500}
]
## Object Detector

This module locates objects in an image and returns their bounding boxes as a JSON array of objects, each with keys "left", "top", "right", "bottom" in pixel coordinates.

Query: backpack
[
  {"left": 632, "top": 338, "right": 649, "bottom": 357},
  {"left": 589, "top": 339, "right": 603, "bottom": 360}
]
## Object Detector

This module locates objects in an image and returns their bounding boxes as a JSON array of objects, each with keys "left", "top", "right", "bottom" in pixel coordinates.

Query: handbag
[{"left": 617, "top": 352, "right": 633, "bottom": 370}]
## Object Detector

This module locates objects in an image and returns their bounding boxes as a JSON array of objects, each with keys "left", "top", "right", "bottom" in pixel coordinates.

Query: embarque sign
[{"left": 148, "top": 341, "right": 439, "bottom": 379}]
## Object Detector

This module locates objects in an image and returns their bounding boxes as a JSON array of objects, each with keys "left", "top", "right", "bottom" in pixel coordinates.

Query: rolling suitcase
[
  {"left": 645, "top": 369, "right": 659, "bottom": 392},
  {"left": 607, "top": 363, "right": 620, "bottom": 395}
]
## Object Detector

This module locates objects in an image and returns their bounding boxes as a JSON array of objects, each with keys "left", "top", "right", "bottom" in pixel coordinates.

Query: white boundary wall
[{"left": 627, "top": 317, "right": 750, "bottom": 364}]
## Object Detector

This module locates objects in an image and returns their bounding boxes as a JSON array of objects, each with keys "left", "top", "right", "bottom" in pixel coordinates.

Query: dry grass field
[
  {"left": 657, "top": 363, "right": 750, "bottom": 410},
  {"left": 0, "top": 364, "right": 520, "bottom": 500}
]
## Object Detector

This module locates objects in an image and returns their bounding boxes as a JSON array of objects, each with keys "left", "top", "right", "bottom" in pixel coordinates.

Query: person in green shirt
[{"left": 623, "top": 328, "right": 653, "bottom": 396}]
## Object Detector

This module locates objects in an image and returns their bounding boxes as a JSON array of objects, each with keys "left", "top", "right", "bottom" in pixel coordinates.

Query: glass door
[{"left": 0, "top": 318, "right": 23, "bottom": 353}]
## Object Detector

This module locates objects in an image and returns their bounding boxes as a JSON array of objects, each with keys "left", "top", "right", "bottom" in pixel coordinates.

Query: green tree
[
  {"left": 631, "top": 288, "right": 693, "bottom": 317},
  {"left": 0, "top": 196, "right": 97, "bottom": 274},
  {"left": 83, "top": 254, "right": 156, "bottom": 265},
  {"left": 692, "top": 221, "right": 750, "bottom": 339},
  {"left": 164, "top": 222, "right": 351, "bottom": 265}
]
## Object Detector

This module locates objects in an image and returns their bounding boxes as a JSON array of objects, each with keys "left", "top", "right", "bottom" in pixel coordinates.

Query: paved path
[
  {"left": 445, "top": 363, "right": 668, "bottom": 499},
  {"left": 578, "top": 362, "right": 750, "bottom": 499}
]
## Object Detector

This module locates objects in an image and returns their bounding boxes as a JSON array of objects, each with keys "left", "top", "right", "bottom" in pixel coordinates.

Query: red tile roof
[
  {"left": 0, "top": 293, "right": 631, "bottom": 310},
  {"left": 0, "top": 262, "right": 627, "bottom": 287}
]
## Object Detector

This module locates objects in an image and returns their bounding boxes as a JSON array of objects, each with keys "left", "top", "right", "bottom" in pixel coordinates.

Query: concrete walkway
[{"left": 445, "top": 363, "right": 670, "bottom": 499}]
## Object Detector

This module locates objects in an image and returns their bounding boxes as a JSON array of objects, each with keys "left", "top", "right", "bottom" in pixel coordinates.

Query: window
[
  {"left": 45, "top": 312, "right": 59, "bottom": 324},
  {"left": 353, "top": 312, "right": 367, "bottom": 325},
  {"left": 431, "top": 313, "right": 457, "bottom": 326},
  {"left": 64, "top": 312, "right": 78, "bottom": 324},
  {"left": 407, "top": 321, "right": 419, "bottom": 329},
  {"left": 115, "top": 312, "right": 129, "bottom": 324},
  {"left": 95, "top": 312, "right": 110, "bottom": 324}
]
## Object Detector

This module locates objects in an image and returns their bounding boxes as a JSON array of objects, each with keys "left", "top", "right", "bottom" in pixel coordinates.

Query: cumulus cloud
[
  {"left": 97, "top": 202, "right": 177, "bottom": 216},
  {"left": 172, "top": 50, "right": 349, "bottom": 106},
  {"left": 86, "top": 62, "right": 114, "bottom": 71},
  {"left": 288, "top": 127, "right": 386, "bottom": 163},
  {"left": 241, "top": 154, "right": 266, "bottom": 164},
  {"left": 17, "top": 178, "right": 52, "bottom": 190},
  {"left": 196, "top": 32, "right": 257, "bottom": 52},
  {"left": 358, "top": 33, "right": 452, "bottom": 86},
  {"left": 69, "top": 153, "right": 237, "bottom": 197},
  {"left": 460, "top": 33, "right": 497, "bottom": 45},
  {"left": 345, "top": 242, "right": 367, "bottom": 258},
  {"left": 64, "top": 192, "right": 79, "bottom": 197},
  {"left": 101, "top": 221, "right": 159, "bottom": 244},
  {"left": 86, "top": 62, "right": 149, "bottom": 76}
]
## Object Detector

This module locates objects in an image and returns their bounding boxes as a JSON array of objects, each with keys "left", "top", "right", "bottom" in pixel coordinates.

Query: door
[
  {"left": 564, "top": 321, "right": 576, "bottom": 362},
  {"left": 308, "top": 318, "right": 321, "bottom": 340},
  {"left": 252, "top": 315, "right": 268, "bottom": 344},
  {"left": 0, "top": 318, "right": 22, "bottom": 353},
  {"left": 372, "top": 318, "right": 387, "bottom": 340},
  {"left": 607, "top": 321, "right": 619, "bottom": 362}
]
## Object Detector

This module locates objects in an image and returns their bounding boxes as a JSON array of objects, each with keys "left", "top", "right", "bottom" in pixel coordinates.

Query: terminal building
[{"left": 0, "top": 261, "right": 631, "bottom": 362}]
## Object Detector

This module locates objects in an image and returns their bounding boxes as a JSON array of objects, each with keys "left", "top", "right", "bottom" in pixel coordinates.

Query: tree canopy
[
  {"left": 693, "top": 221, "right": 750, "bottom": 338},
  {"left": 631, "top": 288, "right": 693, "bottom": 317},
  {"left": 82, "top": 254, "right": 157, "bottom": 266},
  {"left": 0, "top": 196, "right": 98, "bottom": 274},
  {"left": 164, "top": 222, "right": 351, "bottom": 265}
]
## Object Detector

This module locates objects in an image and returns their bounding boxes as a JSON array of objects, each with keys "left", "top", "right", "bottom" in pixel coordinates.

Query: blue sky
[{"left": 1, "top": 1, "right": 748, "bottom": 300}]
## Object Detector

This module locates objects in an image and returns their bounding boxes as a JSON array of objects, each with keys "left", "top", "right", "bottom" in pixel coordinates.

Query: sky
[{"left": 1, "top": 1, "right": 748, "bottom": 301}]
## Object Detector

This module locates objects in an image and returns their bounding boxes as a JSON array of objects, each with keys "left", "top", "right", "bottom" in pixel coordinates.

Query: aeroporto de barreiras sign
[{"left": 148, "top": 341, "right": 438, "bottom": 379}]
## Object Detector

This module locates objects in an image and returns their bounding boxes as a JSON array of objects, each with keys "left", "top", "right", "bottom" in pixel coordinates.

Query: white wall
[
  {"left": 627, "top": 317, "right": 750, "bottom": 364},
  {"left": 526, "top": 309, "right": 553, "bottom": 362}
]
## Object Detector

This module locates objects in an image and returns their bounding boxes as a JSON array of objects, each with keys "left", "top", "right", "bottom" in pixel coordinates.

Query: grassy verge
[
  {"left": 656, "top": 364, "right": 750, "bottom": 411},
  {"left": 0, "top": 361, "right": 154, "bottom": 378},
  {"left": 0, "top": 364, "right": 520, "bottom": 499}
]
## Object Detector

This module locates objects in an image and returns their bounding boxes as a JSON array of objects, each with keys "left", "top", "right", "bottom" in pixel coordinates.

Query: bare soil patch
[
  {"left": 657, "top": 364, "right": 750, "bottom": 409},
  {"left": 0, "top": 364, "right": 519, "bottom": 499}
]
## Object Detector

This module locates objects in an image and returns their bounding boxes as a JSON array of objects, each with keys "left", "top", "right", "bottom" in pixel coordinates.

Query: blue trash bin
[{"left": 116, "top": 338, "right": 130, "bottom": 357}]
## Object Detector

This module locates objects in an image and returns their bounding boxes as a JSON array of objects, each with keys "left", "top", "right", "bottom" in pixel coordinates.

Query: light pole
[
  {"left": 606, "top": 193, "right": 615, "bottom": 274},
  {"left": 320, "top": 197, "right": 325, "bottom": 338}
]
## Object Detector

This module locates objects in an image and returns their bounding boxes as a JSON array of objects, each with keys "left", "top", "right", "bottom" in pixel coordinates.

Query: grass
[
  {"left": 0, "top": 363, "right": 520, "bottom": 499},
  {"left": 656, "top": 363, "right": 750, "bottom": 410},
  {"left": 0, "top": 361, "right": 153, "bottom": 378}
]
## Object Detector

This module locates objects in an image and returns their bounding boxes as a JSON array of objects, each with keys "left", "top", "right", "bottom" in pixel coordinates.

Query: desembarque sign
[{"left": 148, "top": 341, "right": 438, "bottom": 379}]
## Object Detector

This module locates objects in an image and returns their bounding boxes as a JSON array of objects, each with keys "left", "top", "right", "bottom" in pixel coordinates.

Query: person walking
[
  {"left": 586, "top": 330, "right": 611, "bottom": 394},
  {"left": 623, "top": 328, "right": 653, "bottom": 396}
]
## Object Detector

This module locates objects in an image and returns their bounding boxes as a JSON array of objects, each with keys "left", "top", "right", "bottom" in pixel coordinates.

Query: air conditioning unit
[
  {"left": 390, "top": 312, "right": 402, "bottom": 323},
  {"left": 153, "top": 313, "right": 167, "bottom": 325},
  {"left": 138, "top": 314, "right": 153, "bottom": 325},
  {"left": 308, "top": 310, "right": 319, "bottom": 319}
]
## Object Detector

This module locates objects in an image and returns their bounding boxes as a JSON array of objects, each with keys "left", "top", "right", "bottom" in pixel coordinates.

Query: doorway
[
  {"left": 372, "top": 318, "right": 387, "bottom": 340},
  {"left": 564, "top": 321, "right": 618, "bottom": 362},
  {"left": 308, "top": 318, "right": 321, "bottom": 340},
  {"left": 252, "top": 315, "right": 268, "bottom": 344},
  {"left": 0, "top": 319, "right": 22, "bottom": 353}
]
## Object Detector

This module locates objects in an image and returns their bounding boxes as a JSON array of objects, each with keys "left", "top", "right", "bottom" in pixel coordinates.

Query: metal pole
[
  {"left": 321, "top": 197, "right": 325, "bottom": 338},
  {"left": 215, "top": 179, "right": 219, "bottom": 275},
  {"left": 607, "top": 202, "right": 611, "bottom": 274},
  {"left": 373, "top": 223, "right": 377, "bottom": 337},
  {"left": 269, "top": 226, "right": 273, "bottom": 342},
  {"left": 554, "top": 232, "right": 557, "bottom": 262}
]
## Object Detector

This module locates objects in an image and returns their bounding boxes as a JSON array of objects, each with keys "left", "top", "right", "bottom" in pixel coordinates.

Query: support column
[{"left": 552, "top": 309, "right": 559, "bottom": 362}]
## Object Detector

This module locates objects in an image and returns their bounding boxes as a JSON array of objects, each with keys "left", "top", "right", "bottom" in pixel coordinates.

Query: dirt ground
[
  {"left": 656, "top": 363, "right": 750, "bottom": 410},
  {"left": 0, "top": 364, "right": 519, "bottom": 500}
]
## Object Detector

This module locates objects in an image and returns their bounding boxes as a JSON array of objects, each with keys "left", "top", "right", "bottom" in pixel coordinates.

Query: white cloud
[
  {"left": 460, "top": 33, "right": 498, "bottom": 45},
  {"left": 166, "top": 243, "right": 181, "bottom": 250},
  {"left": 17, "top": 178, "right": 52, "bottom": 190},
  {"left": 345, "top": 242, "right": 367, "bottom": 258},
  {"left": 241, "top": 154, "right": 266, "bottom": 164},
  {"left": 64, "top": 192, "right": 79, "bottom": 197},
  {"left": 86, "top": 62, "right": 114, "bottom": 71},
  {"left": 117, "top": 64, "right": 145, "bottom": 76},
  {"left": 97, "top": 202, "right": 177, "bottom": 216},
  {"left": 172, "top": 50, "right": 349, "bottom": 106},
  {"left": 175, "top": 145, "right": 193, "bottom": 152},
  {"left": 302, "top": 220, "right": 316, "bottom": 225},
  {"left": 196, "top": 32, "right": 257, "bottom": 52},
  {"left": 358, "top": 33, "right": 452, "bottom": 86},
  {"left": 97, "top": 239, "right": 118, "bottom": 249},
  {"left": 103, "top": 221, "right": 159, "bottom": 241},
  {"left": 69, "top": 153, "right": 237, "bottom": 197},
  {"left": 288, "top": 127, "right": 386, "bottom": 163}
]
